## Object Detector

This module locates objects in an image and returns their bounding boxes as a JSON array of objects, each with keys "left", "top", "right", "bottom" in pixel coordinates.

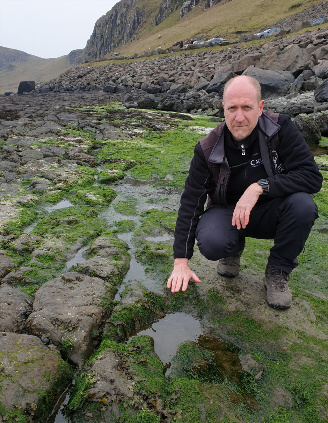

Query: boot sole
[
  {"left": 265, "top": 284, "right": 292, "bottom": 310},
  {"left": 217, "top": 270, "right": 239, "bottom": 278},
  {"left": 266, "top": 299, "right": 291, "bottom": 310}
]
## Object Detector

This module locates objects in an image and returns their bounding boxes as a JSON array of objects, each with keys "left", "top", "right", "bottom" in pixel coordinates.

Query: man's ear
[{"left": 259, "top": 100, "right": 264, "bottom": 116}]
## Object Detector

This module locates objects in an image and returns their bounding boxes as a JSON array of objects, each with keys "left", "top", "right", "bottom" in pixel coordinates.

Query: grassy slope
[
  {"left": 0, "top": 54, "right": 72, "bottom": 94},
  {"left": 116, "top": 0, "right": 321, "bottom": 56}
]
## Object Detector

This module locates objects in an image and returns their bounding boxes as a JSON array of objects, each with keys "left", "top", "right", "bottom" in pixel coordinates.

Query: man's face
[{"left": 223, "top": 79, "right": 264, "bottom": 141}]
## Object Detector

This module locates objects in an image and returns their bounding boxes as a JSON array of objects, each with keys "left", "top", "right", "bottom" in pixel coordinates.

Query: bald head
[
  {"left": 222, "top": 75, "right": 264, "bottom": 141},
  {"left": 223, "top": 75, "right": 262, "bottom": 103}
]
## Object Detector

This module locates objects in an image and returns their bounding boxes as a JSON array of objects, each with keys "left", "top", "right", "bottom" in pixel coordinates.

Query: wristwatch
[{"left": 257, "top": 179, "right": 269, "bottom": 195}]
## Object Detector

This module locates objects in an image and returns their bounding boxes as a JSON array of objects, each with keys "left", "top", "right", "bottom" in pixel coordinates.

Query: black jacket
[{"left": 173, "top": 112, "right": 323, "bottom": 259}]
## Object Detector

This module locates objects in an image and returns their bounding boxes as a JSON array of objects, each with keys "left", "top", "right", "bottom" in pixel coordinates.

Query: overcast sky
[{"left": 0, "top": 0, "right": 119, "bottom": 59}]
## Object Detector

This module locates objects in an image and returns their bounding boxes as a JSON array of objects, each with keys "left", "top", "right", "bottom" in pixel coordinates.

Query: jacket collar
[
  {"left": 258, "top": 111, "right": 280, "bottom": 138},
  {"left": 208, "top": 112, "right": 280, "bottom": 164}
]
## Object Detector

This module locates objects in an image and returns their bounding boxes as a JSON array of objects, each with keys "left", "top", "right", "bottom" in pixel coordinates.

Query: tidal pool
[{"left": 130, "top": 312, "right": 203, "bottom": 365}]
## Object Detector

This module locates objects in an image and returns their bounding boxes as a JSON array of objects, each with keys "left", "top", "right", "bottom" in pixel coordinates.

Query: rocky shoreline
[
  {"left": 1, "top": 90, "right": 328, "bottom": 422},
  {"left": 1, "top": 20, "right": 328, "bottom": 419},
  {"left": 37, "top": 26, "right": 328, "bottom": 117}
]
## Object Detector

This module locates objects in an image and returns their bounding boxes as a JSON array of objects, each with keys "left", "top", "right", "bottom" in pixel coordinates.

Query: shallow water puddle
[
  {"left": 23, "top": 221, "right": 38, "bottom": 234},
  {"left": 131, "top": 312, "right": 203, "bottom": 364},
  {"left": 24, "top": 200, "right": 74, "bottom": 233},
  {"left": 128, "top": 312, "right": 254, "bottom": 402},
  {"left": 44, "top": 199, "right": 74, "bottom": 213},
  {"left": 46, "top": 386, "right": 71, "bottom": 423},
  {"left": 65, "top": 245, "right": 88, "bottom": 271},
  {"left": 100, "top": 178, "right": 176, "bottom": 296}
]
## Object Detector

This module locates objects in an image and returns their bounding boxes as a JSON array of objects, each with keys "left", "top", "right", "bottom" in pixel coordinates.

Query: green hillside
[
  {"left": 0, "top": 51, "right": 72, "bottom": 94},
  {"left": 112, "top": 0, "right": 322, "bottom": 57}
]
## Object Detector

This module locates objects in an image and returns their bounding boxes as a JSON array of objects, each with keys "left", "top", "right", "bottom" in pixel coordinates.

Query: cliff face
[
  {"left": 83, "top": 0, "right": 150, "bottom": 61},
  {"left": 82, "top": 0, "right": 211, "bottom": 61},
  {"left": 155, "top": 0, "right": 184, "bottom": 26}
]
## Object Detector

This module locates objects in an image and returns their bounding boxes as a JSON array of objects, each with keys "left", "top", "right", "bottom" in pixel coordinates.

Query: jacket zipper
[{"left": 241, "top": 144, "right": 246, "bottom": 155}]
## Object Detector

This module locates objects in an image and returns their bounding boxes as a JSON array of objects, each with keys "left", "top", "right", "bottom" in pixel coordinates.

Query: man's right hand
[{"left": 167, "top": 258, "right": 201, "bottom": 293}]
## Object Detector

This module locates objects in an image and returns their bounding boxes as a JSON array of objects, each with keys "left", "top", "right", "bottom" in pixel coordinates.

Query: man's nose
[{"left": 235, "top": 109, "right": 245, "bottom": 122}]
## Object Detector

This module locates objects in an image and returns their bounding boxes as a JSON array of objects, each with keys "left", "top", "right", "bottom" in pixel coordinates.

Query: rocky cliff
[
  {"left": 83, "top": 0, "right": 227, "bottom": 60},
  {"left": 155, "top": 0, "right": 183, "bottom": 26},
  {"left": 83, "top": 0, "right": 159, "bottom": 61}
]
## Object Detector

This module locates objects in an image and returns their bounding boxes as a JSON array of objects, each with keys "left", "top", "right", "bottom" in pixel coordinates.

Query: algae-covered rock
[
  {"left": 26, "top": 272, "right": 113, "bottom": 366},
  {"left": 76, "top": 235, "right": 130, "bottom": 282},
  {"left": 105, "top": 281, "right": 166, "bottom": 342},
  {"left": 0, "top": 250, "right": 16, "bottom": 278},
  {"left": 0, "top": 332, "right": 72, "bottom": 421},
  {"left": 0, "top": 284, "right": 32, "bottom": 332},
  {"left": 66, "top": 335, "right": 167, "bottom": 422}
]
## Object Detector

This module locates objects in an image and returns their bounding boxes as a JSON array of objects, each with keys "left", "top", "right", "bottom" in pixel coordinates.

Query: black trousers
[{"left": 195, "top": 193, "right": 318, "bottom": 274}]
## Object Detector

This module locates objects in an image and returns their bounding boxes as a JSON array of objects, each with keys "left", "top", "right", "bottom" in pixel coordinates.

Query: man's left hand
[{"left": 232, "top": 183, "right": 263, "bottom": 229}]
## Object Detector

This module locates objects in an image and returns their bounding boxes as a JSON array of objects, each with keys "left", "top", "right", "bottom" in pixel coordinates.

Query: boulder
[
  {"left": 315, "top": 79, "right": 328, "bottom": 102},
  {"left": 0, "top": 250, "right": 16, "bottom": 278},
  {"left": 314, "top": 111, "right": 328, "bottom": 136},
  {"left": 0, "top": 332, "right": 72, "bottom": 420},
  {"left": 312, "top": 60, "right": 328, "bottom": 79},
  {"left": 293, "top": 114, "right": 321, "bottom": 145},
  {"left": 261, "top": 44, "right": 312, "bottom": 76},
  {"left": 243, "top": 67, "right": 294, "bottom": 97},
  {"left": 232, "top": 53, "right": 262, "bottom": 74},
  {"left": 0, "top": 284, "right": 32, "bottom": 332},
  {"left": 206, "top": 66, "right": 234, "bottom": 95},
  {"left": 26, "top": 272, "right": 111, "bottom": 366},
  {"left": 103, "top": 85, "right": 117, "bottom": 93},
  {"left": 302, "top": 76, "right": 321, "bottom": 91},
  {"left": 290, "top": 73, "right": 305, "bottom": 94},
  {"left": 17, "top": 81, "right": 35, "bottom": 94},
  {"left": 136, "top": 94, "right": 158, "bottom": 109}
]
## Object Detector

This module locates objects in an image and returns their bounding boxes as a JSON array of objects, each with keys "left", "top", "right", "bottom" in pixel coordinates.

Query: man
[{"left": 167, "top": 75, "right": 323, "bottom": 309}]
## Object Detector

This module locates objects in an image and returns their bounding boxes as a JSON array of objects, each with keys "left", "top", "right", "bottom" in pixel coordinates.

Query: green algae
[
  {"left": 112, "top": 219, "right": 136, "bottom": 233},
  {"left": 97, "top": 128, "right": 203, "bottom": 187},
  {"left": 2, "top": 205, "right": 110, "bottom": 288},
  {"left": 70, "top": 185, "right": 116, "bottom": 207},
  {"left": 97, "top": 164, "right": 126, "bottom": 183},
  {"left": 2, "top": 206, "right": 38, "bottom": 237},
  {"left": 105, "top": 292, "right": 166, "bottom": 342},
  {"left": 136, "top": 209, "right": 177, "bottom": 235},
  {"left": 58, "top": 116, "right": 328, "bottom": 421},
  {"left": 113, "top": 196, "right": 138, "bottom": 215},
  {"left": 0, "top": 353, "right": 73, "bottom": 423},
  {"left": 2, "top": 103, "right": 328, "bottom": 422}
]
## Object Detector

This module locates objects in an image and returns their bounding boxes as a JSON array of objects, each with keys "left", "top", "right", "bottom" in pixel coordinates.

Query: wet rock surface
[
  {"left": 0, "top": 284, "right": 31, "bottom": 332},
  {"left": 0, "top": 332, "right": 72, "bottom": 420},
  {"left": 27, "top": 271, "right": 117, "bottom": 367}
]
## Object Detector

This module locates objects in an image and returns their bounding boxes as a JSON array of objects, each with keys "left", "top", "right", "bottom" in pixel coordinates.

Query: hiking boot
[
  {"left": 265, "top": 264, "right": 292, "bottom": 310},
  {"left": 217, "top": 249, "right": 243, "bottom": 278}
]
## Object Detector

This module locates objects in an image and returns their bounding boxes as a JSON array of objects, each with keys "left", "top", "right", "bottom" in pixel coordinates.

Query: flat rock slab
[
  {"left": 0, "top": 250, "right": 16, "bottom": 278},
  {"left": 78, "top": 236, "right": 130, "bottom": 281},
  {"left": 26, "top": 272, "right": 111, "bottom": 366},
  {"left": 0, "top": 332, "right": 71, "bottom": 419},
  {"left": 0, "top": 284, "right": 31, "bottom": 332}
]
